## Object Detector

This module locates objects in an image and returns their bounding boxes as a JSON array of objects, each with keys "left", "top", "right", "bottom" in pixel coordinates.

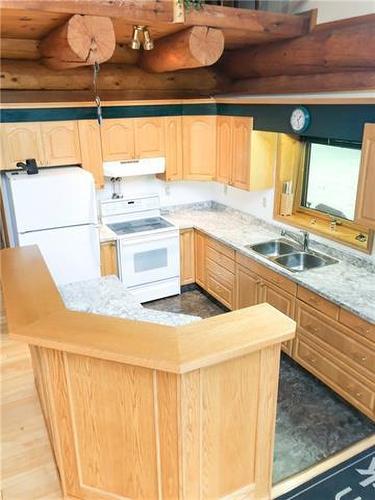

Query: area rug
[{"left": 277, "top": 445, "right": 375, "bottom": 500}]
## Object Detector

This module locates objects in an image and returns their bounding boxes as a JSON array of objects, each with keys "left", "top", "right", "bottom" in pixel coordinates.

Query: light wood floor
[{"left": 1, "top": 293, "right": 63, "bottom": 500}]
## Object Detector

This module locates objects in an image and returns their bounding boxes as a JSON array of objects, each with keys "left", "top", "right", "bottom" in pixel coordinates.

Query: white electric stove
[{"left": 101, "top": 195, "right": 180, "bottom": 303}]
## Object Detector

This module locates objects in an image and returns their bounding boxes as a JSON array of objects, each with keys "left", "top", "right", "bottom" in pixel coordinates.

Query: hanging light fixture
[
  {"left": 129, "top": 26, "right": 154, "bottom": 51},
  {"left": 142, "top": 27, "right": 154, "bottom": 51},
  {"left": 129, "top": 25, "right": 142, "bottom": 50}
]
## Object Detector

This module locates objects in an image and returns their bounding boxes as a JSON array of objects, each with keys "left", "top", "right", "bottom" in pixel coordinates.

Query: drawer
[
  {"left": 297, "top": 286, "right": 339, "bottom": 319},
  {"left": 206, "top": 245, "right": 235, "bottom": 273},
  {"left": 236, "top": 252, "right": 297, "bottom": 295},
  {"left": 297, "top": 301, "right": 375, "bottom": 377},
  {"left": 206, "top": 236, "right": 235, "bottom": 260},
  {"left": 206, "top": 257, "right": 234, "bottom": 289},
  {"left": 295, "top": 338, "right": 374, "bottom": 414},
  {"left": 339, "top": 308, "right": 375, "bottom": 342},
  {"left": 206, "top": 257, "right": 235, "bottom": 309}
]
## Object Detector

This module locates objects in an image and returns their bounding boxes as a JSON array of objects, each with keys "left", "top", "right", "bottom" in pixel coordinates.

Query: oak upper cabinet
[
  {"left": 183, "top": 115, "right": 216, "bottom": 181},
  {"left": 41, "top": 121, "right": 81, "bottom": 166},
  {"left": 355, "top": 123, "right": 375, "bottom": 229},
  {"left": 78, "top": 120, "right": 104, "bottom": 189},
  {"left": 216, "top": 116, "right": 232, "bottom": 184},
  {"left": 216, "top": 116, "right": 278, "bottom": 191},
  {"left": 101, "top": 119, "right": 135, "bottom": 161},
  {"left": 134, "top": 117, "right": 165, "bottom": 158},
  {"left": 159, "top": 116, "right": 183, "bottom": 181},
  {"left": 1, "top": 122, "right": 45, "bottom": 169},
  {"left": 100, "top": 241, "right": 118, "bottom": 276},
  {"left": 231, "top": 116, "right": 251, "bottom": 189},
  {"left": 180, "top": 229, "right": 195, "bottom": 285}
]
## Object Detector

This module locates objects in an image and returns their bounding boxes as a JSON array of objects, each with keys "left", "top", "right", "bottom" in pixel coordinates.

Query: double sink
[{"left": 245, "top": 238, "right": 338, "bottom": 272}]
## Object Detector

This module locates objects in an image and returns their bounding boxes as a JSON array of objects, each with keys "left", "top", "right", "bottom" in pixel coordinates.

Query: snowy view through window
[{"left": 303, "top": 143, "right": 361, "bottom": 221}]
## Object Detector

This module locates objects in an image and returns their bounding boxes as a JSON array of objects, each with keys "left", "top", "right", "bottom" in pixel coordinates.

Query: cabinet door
[
  {"left": 355, "top": 123, "right": 375, "bottom": 229},
  {"left": 236, "top": 264, "right": 260, "bottom": 310},
  {"left": 180, "top": 229, "right": 195, "bottom": 285},
  {"left": 100, "top": 241, "right": 118, "bottom": 276},
  {"left": 231, "top": 117, "right": 251, "bottom": 190},
  {"left": 101, "top": 119, "right": 135, "bottom": 161},
  {"left": 216, "top": 116, "right": 232, "bottom": 184},
  {"left": 1, "top": 122, "right": 44, "bottom": 170},
  {"left": 183, "top": 116, "right": 216, "bottom": 181},
  {"left": 78, "top": 120, "right": 104, "bottom": 189},
  {"left": 249, "top": 131, "right": 278, "bottom": 191},
  {"left": 195, "top": 231, "right": 206, "bottom": 287},
  {"left": 261, "top": 280, "right": 295, "bottom": 355},
  {"left": 134, "top": 117, "right": 165, "bottom": 158},
  {"left": 160, "top": 116, "right": 183, "bottom": 181},
  {"left": 41, "top": 121, "right": 81, "bottom": 166}
]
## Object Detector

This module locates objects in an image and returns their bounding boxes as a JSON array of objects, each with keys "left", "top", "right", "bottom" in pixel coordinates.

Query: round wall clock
[{"left": 290, "top": 106, "right": 311, "bottom": 133}]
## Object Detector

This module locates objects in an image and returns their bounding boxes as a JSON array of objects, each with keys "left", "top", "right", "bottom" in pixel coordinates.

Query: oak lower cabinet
[
  {"left": 295, "top": 288, "right": 375, "bottom": 420},
  {"left": 355, "top": 123, "right": 375, "bottom": 229},
  {"left": 1, "top": 122, "right": 45, "bottom": 169},
  {"left": 100, "top": 241, "right": 118, "bottom": 276},
  {"left": 260, "top": 281, "right": 295, "bottom": 356},
  {"left": 195, "top": 230, "right": 207, "bottom": 288},
  {"left": 236, "top": 264, "right": 260, "bottom": 309},
  {"left": 183, "top": 116, "right": 216, "bottom": 181},
  {"left": 216, "top": 116, "right": 278, "bottom": 191},
  {"left": 236, "top": 252, "right": 296, "bottom": 355},
  {"left": 180, "top": 229, "right": 195, "bottom": 285}
]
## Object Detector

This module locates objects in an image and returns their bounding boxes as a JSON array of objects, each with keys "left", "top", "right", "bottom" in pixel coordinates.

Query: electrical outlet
[
  {"left": 262, "top": 196, "right": 267, "bottom": 208},
  {"left": 165, "top": 185, "right": 171, "bottom": 196},
  {"left": 224, "top": 184, "right": 228, "bottom": 195}
]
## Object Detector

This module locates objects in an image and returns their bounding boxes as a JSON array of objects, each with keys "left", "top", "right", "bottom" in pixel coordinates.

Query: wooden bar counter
[{"left": 1, "top": 246, "right": 296, "bottom": 500}]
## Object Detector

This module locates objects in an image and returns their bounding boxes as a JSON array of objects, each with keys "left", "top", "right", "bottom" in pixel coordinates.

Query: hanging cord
[{"left": 93, "top": 62, "right": 103, "bottom": 126}]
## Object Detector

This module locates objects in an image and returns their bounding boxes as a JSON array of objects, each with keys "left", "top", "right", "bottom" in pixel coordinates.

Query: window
[{"left": 301, "top": 139, "right": 362, "bottom": 221}]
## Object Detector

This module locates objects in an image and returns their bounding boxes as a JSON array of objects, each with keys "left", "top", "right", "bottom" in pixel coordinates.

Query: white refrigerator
[{"left": 2, "top": 167, "right": 100, "bottom": 285}]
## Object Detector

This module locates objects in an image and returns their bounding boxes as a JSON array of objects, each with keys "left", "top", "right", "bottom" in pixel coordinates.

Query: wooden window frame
[{"left": 274, "top": 134, "right": 373, "bottom": 254}]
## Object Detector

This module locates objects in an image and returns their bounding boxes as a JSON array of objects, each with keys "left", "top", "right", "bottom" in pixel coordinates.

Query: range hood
[{"left": 103, "top": 157, "right": 165, "bottom": 178}]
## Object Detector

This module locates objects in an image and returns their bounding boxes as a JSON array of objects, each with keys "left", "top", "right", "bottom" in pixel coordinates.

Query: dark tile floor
[{"left": 145, "top": 288, "right": 375, "bottom": 484}]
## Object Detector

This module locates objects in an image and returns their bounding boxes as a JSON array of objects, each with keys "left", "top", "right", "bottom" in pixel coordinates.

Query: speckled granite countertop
[
  {"left": 161, "top": 203, "right": 375, "bottom": 324},
  {"left": 60, "top": 276, "right": 200, "bottom": 327}
]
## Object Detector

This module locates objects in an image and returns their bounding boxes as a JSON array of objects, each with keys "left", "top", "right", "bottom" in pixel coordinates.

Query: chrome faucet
[{"left": 281, "top": 229, "right": 310, "bottom": 252}]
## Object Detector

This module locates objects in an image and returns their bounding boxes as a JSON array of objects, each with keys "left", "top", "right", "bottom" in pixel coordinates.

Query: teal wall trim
[{"left": 1, "top": 102, "right": 374, "bottom": 142}]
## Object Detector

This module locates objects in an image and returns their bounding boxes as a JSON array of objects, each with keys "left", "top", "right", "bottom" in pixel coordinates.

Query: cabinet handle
[
  {"left": 354, "top": 353, "right": 367, "bottom": 363},
  {"left": 359, "top": 327, "right": 371, "bottom": 334},
  {"left": 306, "top": 324, "right": 318, "bottom": 333}
]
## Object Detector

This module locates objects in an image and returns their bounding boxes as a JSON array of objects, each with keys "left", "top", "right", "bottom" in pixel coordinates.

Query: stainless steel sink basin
[
  {"left": 274, "top": 252, "right": 337, "bottom": 272},
  {"left": 245, "top": 239, "right": 297, "bottom": 257},
  {"left": 244, "top": 237, "right": 339, "bottom": 272}
]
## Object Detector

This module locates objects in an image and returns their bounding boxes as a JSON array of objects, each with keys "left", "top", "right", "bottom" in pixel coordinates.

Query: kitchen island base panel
[{"left": 31, "top": 343, "right": 281, "bottom": 500}]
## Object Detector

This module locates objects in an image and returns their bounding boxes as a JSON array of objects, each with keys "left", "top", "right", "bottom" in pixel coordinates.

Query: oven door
[{"left": 119, "top": 230, "right": 180, "bottom": 287}]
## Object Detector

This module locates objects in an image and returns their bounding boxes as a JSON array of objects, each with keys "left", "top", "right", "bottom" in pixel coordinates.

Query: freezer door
[
  {"left": 18, "top": 225, "right": 100, "bottom": 285},
  {"left": 7, "top": 167, "right": 98, "bottom": 232}
]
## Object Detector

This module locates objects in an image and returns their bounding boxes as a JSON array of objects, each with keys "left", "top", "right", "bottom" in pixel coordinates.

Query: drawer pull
[
  {"left": 306, "top": 324, "right": 318, "bottom": 333},
  {"left": 354, "top": 354, "right": 367, "bottom": 363}
]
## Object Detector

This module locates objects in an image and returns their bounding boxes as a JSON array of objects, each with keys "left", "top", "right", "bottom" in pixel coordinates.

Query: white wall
[{"left": 259, "top": 0, "right": 374, "bottom": 23}]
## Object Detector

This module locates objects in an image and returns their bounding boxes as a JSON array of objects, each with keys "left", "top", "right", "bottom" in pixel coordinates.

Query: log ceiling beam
[
  {"left": 140, "top": 26, "right": 224, "bottom": 73},
  {"left": 221, "top": 14, "right": 375, "bottom": 79},
  {"left": 0, "top": 60, "right": 229, "bottom": 92},
  {"left": 0, "top": 1, "right": 174, "bottom": 24},
  {"left": 185, "top": 4, "right": 316, "bottom": 38},
  {"left": 230, "top": 71, "right": 375, "bottom": 95},
  {"left": 39, "top": 14, "right": 116, "bottom": 70},
  {"left": 0, "top": 38, "right": 139, "bottom": 65}
]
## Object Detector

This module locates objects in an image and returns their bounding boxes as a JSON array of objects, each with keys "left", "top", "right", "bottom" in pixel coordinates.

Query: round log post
[
  {"left": 39, "top": 14, "right": 116, "bottom": 70},
  {"left": 140, "top": 26, "right": 225, "bottom": 73}
]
